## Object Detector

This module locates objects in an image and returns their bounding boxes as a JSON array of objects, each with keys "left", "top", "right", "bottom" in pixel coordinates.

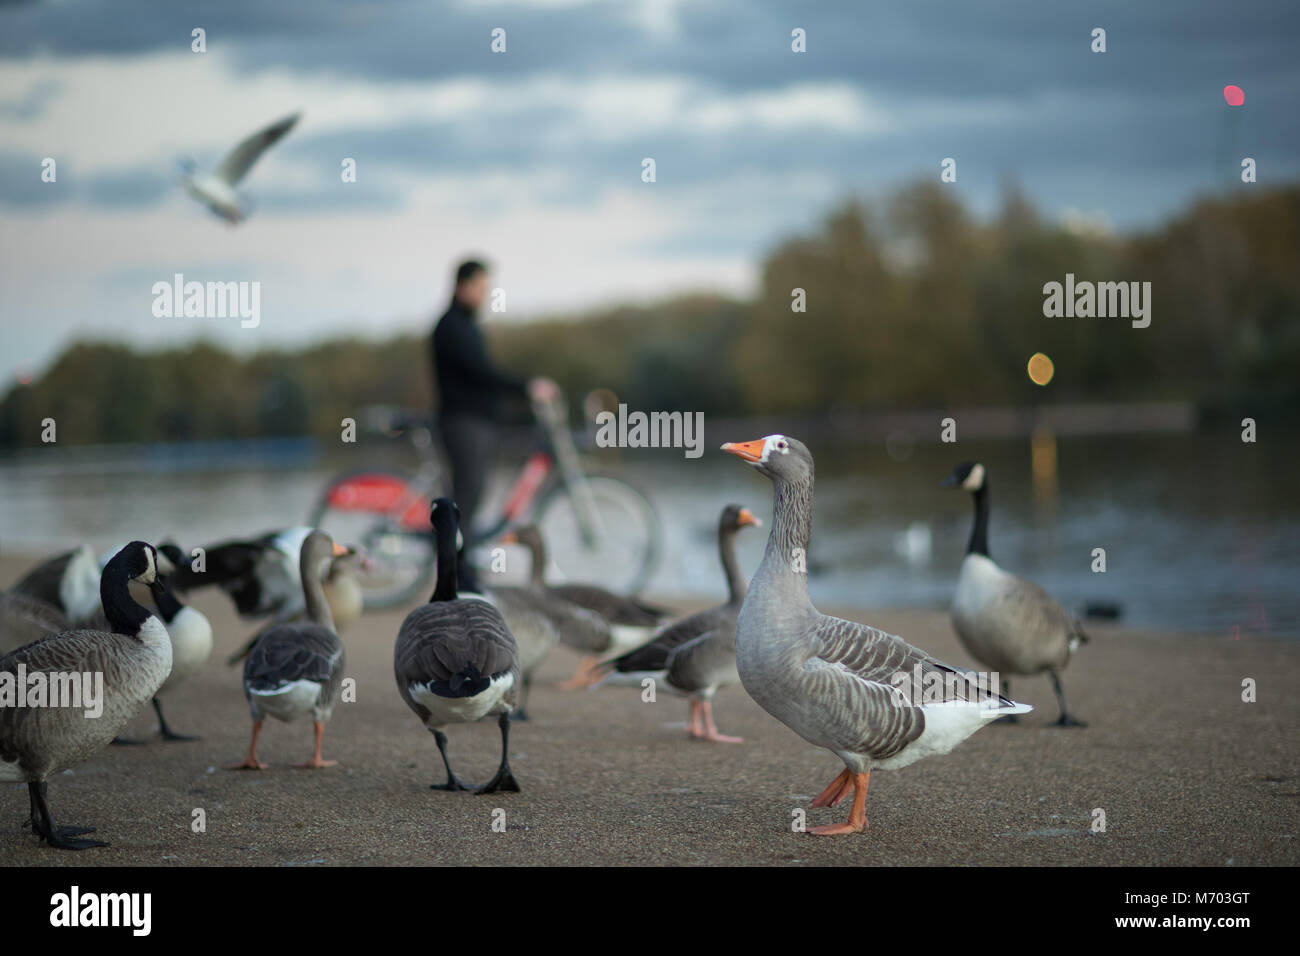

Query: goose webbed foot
[
  {"left": 110, "top": 736, "right": 147, "bottom": 746},
  {"left": 508, "top": 709, "right": 529, "bottom": 722},
  {"left": 810, "top": 768, "right": 853, "bottom": 808},
  {"left": 155, "top": 698, "right": 199, "bottom": 741},
  {"left": 807, "top": 771, "right": 870, "bottom": 837},
  {"left": 690, "top": 700, "right": 743, "bottom": 744},
  {"left": 430, "top": 729, "right": 476, "bottom": 792},
  {"left": 227, "top": 720, "right": 268, "bottom": 769},
  {"left": 28, "top": 782, "right": 107, "bottom": 851},
  {"left": 475, "top": 713, "right": 521, "bottom": 794},
  {"left": 1052, "top": 713, "right": 1088, "bottom": 728}
]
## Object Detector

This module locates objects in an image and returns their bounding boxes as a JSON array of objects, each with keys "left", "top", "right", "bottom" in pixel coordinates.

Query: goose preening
[
  {"left": 0, "top": 591, "right": 69, "bottom": 656},
  {"left": 501, "top": 525, "right": 670, "bottom": 689},
  {"left": 180, "top": 111, "right": 301, "bottom": 224},
  {"left": 595, "top": 504, "right": 761, "bottom": 743},
  {"left": 942, "top": 461, "right": 1089, "bottom": 727},
  {"left": 229, "top": 531, "right": 349, "bottom": 770},
  {"left": 396, "top": 500, "right": 521, "bottom": 794},
  {"left": 723, "top": 436, "right": 1031, "bottom": 836},
  {"left": 1, "top": 542, "right": 172, "bottom": 850},
  {"left": 9, "top": 544, "right": 101, "bottom": 625}
]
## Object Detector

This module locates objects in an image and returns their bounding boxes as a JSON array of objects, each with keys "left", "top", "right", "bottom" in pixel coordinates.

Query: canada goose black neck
[
  {"left": 151, "top": 577, "right": 183, "bottom": 624},
  {"left": 430, "top": 506, "right": 460, "bottom": 603},
  {"left": 100, "top": 547, "right": 154, "bottom": 637},
  {"left": 967, "top": 483, "right": 990, "bottom": 558}
]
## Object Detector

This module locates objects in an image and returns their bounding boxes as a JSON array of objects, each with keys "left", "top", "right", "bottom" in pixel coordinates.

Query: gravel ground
[{"left": 2, "top": 552, "right": 1297, "bottom": 866}]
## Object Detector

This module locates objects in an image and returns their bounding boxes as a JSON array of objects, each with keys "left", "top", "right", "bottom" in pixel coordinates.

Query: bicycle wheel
[
  {"left": 533, "top": 473, "right": 662, "bottom": 595},
  {"left": 308, "top": 469, "right": 438, "bottom": 609}
]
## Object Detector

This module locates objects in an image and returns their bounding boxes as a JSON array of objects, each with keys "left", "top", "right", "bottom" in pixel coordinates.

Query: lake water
[{"left": 1, "top": 431, "right": 1294, "bottom": 638}]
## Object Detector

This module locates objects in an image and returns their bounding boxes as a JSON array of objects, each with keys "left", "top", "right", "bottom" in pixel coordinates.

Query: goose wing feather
[{"left": 242, "top": 623, "right": 343, "bottom": 693}]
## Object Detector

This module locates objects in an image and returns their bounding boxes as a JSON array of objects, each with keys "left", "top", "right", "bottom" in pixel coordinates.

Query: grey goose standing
[
  {"left": 229, "top": 530, "right": 349, "bottom": 770},
  {"left": 502, "top": 524, "right": 669, "bottom": 688},
  {"left": 942, "top": 461, "right": 1088, "bottom": 726},
  {"left": 595, "top": 503, "right": 761, "bottom": 743},
  {"left": 1, "top": 541, "right": 172, "bottom": 849},
  {"left": 724, "top": 436, "right": 1030, "bottom": 835},
  {"left": 395, "top": 499, "right": 521, "bottom": 794}
]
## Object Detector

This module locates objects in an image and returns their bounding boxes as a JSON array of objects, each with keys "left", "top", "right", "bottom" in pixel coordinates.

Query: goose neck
[
  {"left": 431, "top": 522, "right": 460, "bottom": 602},
  {"left": 967, "top": 485, "right": 990, "bottom": 558},
  {"left": 301, "top": 552, "right": 337, "bottom": 630},
  {"left": 100, "top": 563, "right": 153, "bottom": 637},
  {"left": 719, "top": 525, "right": 747, "bottom": 604}
]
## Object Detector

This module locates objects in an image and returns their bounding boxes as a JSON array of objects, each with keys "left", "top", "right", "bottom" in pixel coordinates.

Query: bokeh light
[{"left": 1027, "top": 352, "right": 1055, "bottom": 386}]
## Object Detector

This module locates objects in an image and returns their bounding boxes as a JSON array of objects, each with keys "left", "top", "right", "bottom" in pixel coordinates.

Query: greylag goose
[
  {"left": 1, "top": 541, "right": 172, "bottom": 849},
  {"left": 9, "top": 544, "right": 101, "bottom": 625},
  {"left": 228, "top": 530, "right": 348, "bottom": 770},
  {"left": 222, "top": 544, "right": 366, "bottom": 666},
  {"left": 942, "top": 461, "right": 1088, "bottom": 726},
  {"left": 596, "top": 503, "right": 761, "bottom": 743},
  {"left": 395, "top": 499, "right": 521, "bottom": 793},
  {"left": 0, "top": 592, "right": 69, "bottom": 655},
  {"left": 502, "top": 525, "right": 669, "bottom": 688},
  {"left": 724, "top": 436, "right": 1030, "bottom": 836}
]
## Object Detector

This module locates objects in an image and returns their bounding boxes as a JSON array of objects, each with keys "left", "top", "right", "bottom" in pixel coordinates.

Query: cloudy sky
[{"left": 1, "top": 0, "right": 1297, "bottom": 382}]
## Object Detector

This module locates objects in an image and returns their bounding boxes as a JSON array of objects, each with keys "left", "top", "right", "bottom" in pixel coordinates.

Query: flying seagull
[{"left": 181, "top": 111, "right": 301, "bottom": 224}]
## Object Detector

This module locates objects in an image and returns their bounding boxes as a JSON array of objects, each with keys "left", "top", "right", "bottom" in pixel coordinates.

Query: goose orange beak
[
  {"left": 332, "top": 542, "right": 348, "bottom": 557},
  {"left": 500, "top": 530, "right": 518, "bottom": 545},
  {"left": 722, "top": 439, "right": 765, "bottom": 462},
  {"left": 737, "top": 507, "right": 761, "bottom": 527}
]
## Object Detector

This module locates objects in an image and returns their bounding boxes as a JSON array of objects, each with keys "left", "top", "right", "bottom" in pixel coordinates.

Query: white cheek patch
[
  {"left": 961, "top": 463, "right": 985, "bottom": 491},
  {"left": 760, "top": 435, "right": 791, "bottom": 463},
  {"left": 142, "top": 547, "right": 158, "bottom": 584}
]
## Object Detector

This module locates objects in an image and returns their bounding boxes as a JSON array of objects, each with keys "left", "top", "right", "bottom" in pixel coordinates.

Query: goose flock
[{"left": 0, "top": 434, "right": 1091, "bottom": 848}]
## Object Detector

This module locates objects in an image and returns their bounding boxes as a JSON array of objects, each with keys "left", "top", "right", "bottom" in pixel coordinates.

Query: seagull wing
[{"left": 214, "top": 112, "right": 301, "bottom": 186}]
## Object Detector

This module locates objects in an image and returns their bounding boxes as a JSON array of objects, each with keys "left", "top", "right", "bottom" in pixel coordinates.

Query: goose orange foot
[
  {"left": 296, "top": 722, "right": 337, "bottom": 769},
  {"left": 556, "top": 657, "right": 602, "bottom": 690},
  {"left": 810, "top": 769, "right": 853, "bottom": 807},
  {"left": 807, "top": 771, "right": 870, "bottom": 836}
]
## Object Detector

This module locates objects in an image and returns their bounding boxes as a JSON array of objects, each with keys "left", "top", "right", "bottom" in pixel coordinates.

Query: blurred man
[{"left": 431, "top": 259, "right": 557, "bottom": 532}]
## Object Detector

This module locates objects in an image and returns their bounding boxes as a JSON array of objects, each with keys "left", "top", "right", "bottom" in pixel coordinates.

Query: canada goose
[
  {"left": 942, "top": 461, "right": 1088, "bottom": 726},
  {"left": 88, "top": 570, "right": 212, "bottom": 744},
  {"left": 228, "top": 531, "right": 349, "bottom": 770},
  {"left": 9, "top": 544, "right": 101, "bottom": 625},
  {"left": 396, "top": 499, "right": 521, "bottom": 794},
  {"left": 180, "top": 112, "right": 301, "bottom": 223},
  {"left": 724, "top": 436, "right": 1030, "bottom": 835},
  {"left": 1, "top": 541, "right": 172, "bottom": 850},
  {"left": 0, "top": 592, "right": 69, "bottom": 656},
  {"left": 502, "top": 525, "right": 669, "bottom": 688},
  {"left": 595, "top": 504, "right": 760, "bottom": 743},
  {"left": 221, "top": 544, "right": 366, "bottom": 667}
]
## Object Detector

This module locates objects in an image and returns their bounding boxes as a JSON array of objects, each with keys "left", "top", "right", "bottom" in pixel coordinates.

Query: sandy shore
[{"left": 1, "top": 551, "right": 1296, "bottom": 867}]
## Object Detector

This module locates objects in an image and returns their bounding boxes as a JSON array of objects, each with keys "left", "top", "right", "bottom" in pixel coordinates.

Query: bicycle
[{"left": 307, "top": 394, "right": 662, "bottom": 609}]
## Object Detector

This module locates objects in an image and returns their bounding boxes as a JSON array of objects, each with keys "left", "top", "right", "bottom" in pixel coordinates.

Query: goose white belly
[
  {"left": 157, "top": 606, "right": 213, "bottom": 695},
  {"left": 248, "top": 679, "right": 321, "bottom": 722},
  {"left": 409, "top": 672, "right": 515, "bottom": 728}
]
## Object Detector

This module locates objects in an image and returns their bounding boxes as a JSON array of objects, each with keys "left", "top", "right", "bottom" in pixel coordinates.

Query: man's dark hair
[{"left": 455, "top": 259, "right": 488, "bottom": 285}]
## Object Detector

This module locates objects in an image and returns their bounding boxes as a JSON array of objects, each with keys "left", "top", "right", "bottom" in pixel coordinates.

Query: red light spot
[{"left": 1223, "top": 85, "right": 1245, "bottom": 107}]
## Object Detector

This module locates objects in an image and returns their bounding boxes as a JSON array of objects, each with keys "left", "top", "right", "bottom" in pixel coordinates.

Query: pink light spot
[{"left": 1223, "top": 85, "right": 1245, "bottom": 106}]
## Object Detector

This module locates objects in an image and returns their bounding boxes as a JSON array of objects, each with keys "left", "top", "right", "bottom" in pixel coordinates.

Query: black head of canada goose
[
  {"left": 1, "top": 541, "right": 171, "bottom": 850},
  {"left": 228, "top": 530, "right": 349, "bottom": 771},
  {"left": 942, "top": 461, "right": 1088, "bottom": 727},
  {"left": 723, "top": 436, "right": 1031, "bottom": 836},
  {"left": 596, "top": 503, "right": 762, "bottom": 743},
  {"left": 395, "top": 498, "right": 521, "bottom": 794}
]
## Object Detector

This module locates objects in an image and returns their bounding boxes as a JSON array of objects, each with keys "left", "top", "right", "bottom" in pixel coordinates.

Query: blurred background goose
[
  {"left": 942, "top": 461, "right": 1088, "bottom": 727},
  {"left": 1, "top": 542, "right": 172, "bottom": 849},
  {"left": 595, "top": 503, "right": 760, "bottom": 743},
  {"left": 180, "top": 111, "right": 301, "bottom": 224},
  {"left": 725, "top": 436, "right": 1030, "bottom": 835},
  {"left": 0, "top": 591, "right": 69, "bottom": 655},
  {"left": 228, "top": 530, "right": 349, "bottom": 770},
  {"left": 396, "top": 500, "right": 521, "bottom": 794},
  {"left": 502, "top": 524, "right": 670, "bottom": 688},
  {"left": 9, "top": 544, "right": 101, "bottom": 625}
]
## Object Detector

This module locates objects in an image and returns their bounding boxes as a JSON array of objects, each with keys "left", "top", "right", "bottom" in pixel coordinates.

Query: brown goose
[
  {"left": 502, "top": 525, "right": 669, "bottom": 688},
  {"left": 395, "top": 499, "right": 521, "bottom": 794},
  {"left": 1, "top": 542, "right": 172, "bottom": 849},
  {"left": 724, "top": 436, "right": 1030, "bottom": 836},
  {"left": 943, "top": 461, "right": 1088, "bottom": 726},
  {"left": 0, "top": 592, "right": 69, "bottom": 655},
  {"left": 596, "top": 504, "right": 761, "bottom": 743},
  {"left": 228, "top": 530, "right": 348, "bottom": 771}
]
